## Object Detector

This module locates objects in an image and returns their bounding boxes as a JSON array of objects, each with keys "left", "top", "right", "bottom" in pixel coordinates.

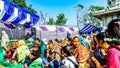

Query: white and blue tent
[
  {"left": 79, "top": 24, "right": 102, "bottom": 34},
  {"left": 0, "top": 0, "right": 39, "bottom": 28}
]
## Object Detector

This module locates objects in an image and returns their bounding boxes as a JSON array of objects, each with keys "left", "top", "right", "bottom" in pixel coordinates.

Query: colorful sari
[
  {"left": 12, "top": 40, "right": 30, "bottom": 62},
  {"left": 106, "top": 45, "right": 120, "bottom": 68},
  {"left": 73, "top": 44, "right": 89, "bottom": 68},
  {"left": 17, "top": 45, "right": 30, "bottom": 62}
]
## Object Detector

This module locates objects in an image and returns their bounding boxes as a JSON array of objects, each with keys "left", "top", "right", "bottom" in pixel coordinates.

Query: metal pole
[
  {"left": 56, "top": 25, "right": 57, "bottom": 39},
  {"left": 40, "top": 30, "right": 41, "bottom": 39}
]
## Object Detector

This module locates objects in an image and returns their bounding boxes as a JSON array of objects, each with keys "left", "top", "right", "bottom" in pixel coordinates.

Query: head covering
[
  {"left": 18, "top": 40, "right": 25, "bottom": 46},
  {"left": 40, "top": 39, "right": 47, "bottom": 59},
  {"left": 79, "top": 36, "right": 89, "bottom": 49},
  {"left": 42, "top": 38, "right": 47, "bottom": 45},
  {"left": 2, "top": 31, "right": 7, "bottom": 36},
  {"left": 1, "top": 31, "right": 9, "bottom": 41}
]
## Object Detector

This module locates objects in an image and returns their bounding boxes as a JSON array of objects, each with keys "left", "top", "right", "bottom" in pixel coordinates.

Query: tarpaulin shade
[
  {"left": 1, "top": 1, "right": 14, "bottom": 21},
  {"left": 13, "top": 9, "right": 27, "bottom": 24},
  {"left": 32, "top": 14, "right": 39, "bottom": 25},
  {"left": 0, "top": 0, "right": 39, "bottom": 27},
  {"left": 79, "top": 24, "right": 102, "bottom": 33}
]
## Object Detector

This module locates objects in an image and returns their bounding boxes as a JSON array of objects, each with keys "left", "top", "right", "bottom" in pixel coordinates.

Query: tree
[
  {"left": 55, "top": 13, "right": 67, "bottom": 26},
  {"left": 40, "top": 11, "right": 48, "bottom": 24},
  {"left": 26, "top": 4, "right": 37, "bottom": 14},
  {"left": 9, "top": 0, "right": 37, "bottom": 14},
  {"left": 89, "top": 5, "right": 104, "bottom": 13},
  {"left": 47, "top": 17, "right": 55, "bottom": 25},
  {"left": 75, "top": 4, "right": 84, "bottom": 29},
  {"left": 88, "top": 5, "right": 104, "bottom": 26}
]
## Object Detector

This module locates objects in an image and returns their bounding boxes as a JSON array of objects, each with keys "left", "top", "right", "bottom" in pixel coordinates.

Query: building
[
  {"left": 108, "top": 0, "right": 120, "bottom": 8},
  {"left": 93, "top": 0, "right": 120, "bottom": 30}
]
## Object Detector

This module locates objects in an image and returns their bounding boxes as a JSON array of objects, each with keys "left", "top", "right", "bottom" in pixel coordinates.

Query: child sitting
[{"left": 23, "top": 44, "right": 40, "bottom": 67}]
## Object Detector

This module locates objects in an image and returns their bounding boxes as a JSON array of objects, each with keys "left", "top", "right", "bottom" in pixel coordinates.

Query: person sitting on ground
[
  {"left": 60, "top": 38, "right": 68, "bottom": 47},
  {"left": 4, "top": 41, "right": 18, "bottom": 61},
  {"left": 1, "top": 31, "right": 9, "bottom": 52},
  {"left": 42, "top": 50, "right": 60, "bottom": 68},
  {"left": 42, "top": 40, "right": 61, "bottom": 68},
  {"left": 61, "top": 45, "right": 77, "bottom": 68},
  {"left": 23, "top": 44, "right": 40, "bottom": 67},
  {"left": 40, "top": 39, "right": 47, "bottom": 59},
  {"left": 26, "top": 35, "right": 34, "bottom": 49},
  {"left": 12, "top": 40, "right": 30, "bottom": 64},
  {"left": 52, "top": 40, "right": 61, "bottom": 62},
  {"left": 47, "top": 40, "right": 61, "bottom": 62}
]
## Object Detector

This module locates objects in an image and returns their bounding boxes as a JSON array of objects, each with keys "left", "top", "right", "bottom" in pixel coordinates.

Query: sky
[{"left": 26, "top": 0, "right": 107, "bottom": 26}]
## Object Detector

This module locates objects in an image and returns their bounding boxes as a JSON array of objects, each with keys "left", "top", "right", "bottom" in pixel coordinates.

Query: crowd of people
[{"left": 0, "top": 19, "right": 120, "bottom": 68}]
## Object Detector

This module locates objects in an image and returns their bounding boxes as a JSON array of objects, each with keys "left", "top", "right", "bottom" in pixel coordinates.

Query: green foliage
[
  {"left": 88, "top": 13, "right": 94, "bottom": 17},
  {"left": 26, "top": 4, "right": 37, "bottom": 14},
  {"left": 9, "top": 0, "right": 37, "bottom": 14},
  {"left": 75, "top": 4, "right": 84, "bottom": 29},
  {"left": 46, "top": 13, "right": 67, "bottom": 26},
  {"left": 88, "top": 5, "right": 104, "bottom": 18},
  {"left": 75, "top": 4, "right": 84, "bottom": 9},
  {"left": 89, "top": 5, "right": 104, "bottom": 12},
  {"left": 55, "top": 13, "right": 67, "bottom": 26},
  {"left": 47, "top": 17, "right": 55, "bottom": 25},
  {"left": 87, "top": 5, "right": 104, "bottom": 26},
  {"left": 75, "top": 4, "right": 104, "bottom": 27}
]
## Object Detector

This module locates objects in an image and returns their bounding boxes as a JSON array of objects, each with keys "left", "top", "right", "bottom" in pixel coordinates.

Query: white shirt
[{"left": 61, "top": 56, "right": 77, "bottom": 68}]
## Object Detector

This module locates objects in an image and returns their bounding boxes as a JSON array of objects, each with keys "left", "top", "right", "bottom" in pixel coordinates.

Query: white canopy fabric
[{"left": 0, "top": 0, "right": 39, "bottom": 28}]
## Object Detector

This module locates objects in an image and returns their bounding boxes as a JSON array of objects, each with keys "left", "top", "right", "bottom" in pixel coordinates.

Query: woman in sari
[
  {"left": 105, "top": 19, "right": 120, "bottom": 68},
  {"left": 72, "top": 36, "right": 90, "bottom": 68},
  {"left": 12, "top": 40, "right": 30, "bottom": 63}
]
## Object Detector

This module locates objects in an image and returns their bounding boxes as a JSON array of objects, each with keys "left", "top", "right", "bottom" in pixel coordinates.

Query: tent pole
[
  {"left": 56, "top": 25, "right": 57, "bottom": 39},
  {"left": 40, "top": 30, "right": 41, "bottom": 39}
]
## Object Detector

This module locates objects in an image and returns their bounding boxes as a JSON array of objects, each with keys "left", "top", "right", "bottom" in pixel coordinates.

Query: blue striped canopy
[
  {"left": 1, "top": 0, "right": 14, "bottom": 21},
  {"left": 0, "top": 0, "right": 40, "bottom": 27},
  {"left": 79, "top": 24, "right": 102, "bottom": 33},
  {"left": 12, "top": 9, "right": 27, "bottom": 24}
]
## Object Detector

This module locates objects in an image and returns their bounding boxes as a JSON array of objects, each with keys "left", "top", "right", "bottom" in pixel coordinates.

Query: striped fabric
[
  {"left": 0, "top": 0, "right": 39, "bottom": 26},
  {"left": 79, "top": 24, "right": 102, "bottom": 33}
]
